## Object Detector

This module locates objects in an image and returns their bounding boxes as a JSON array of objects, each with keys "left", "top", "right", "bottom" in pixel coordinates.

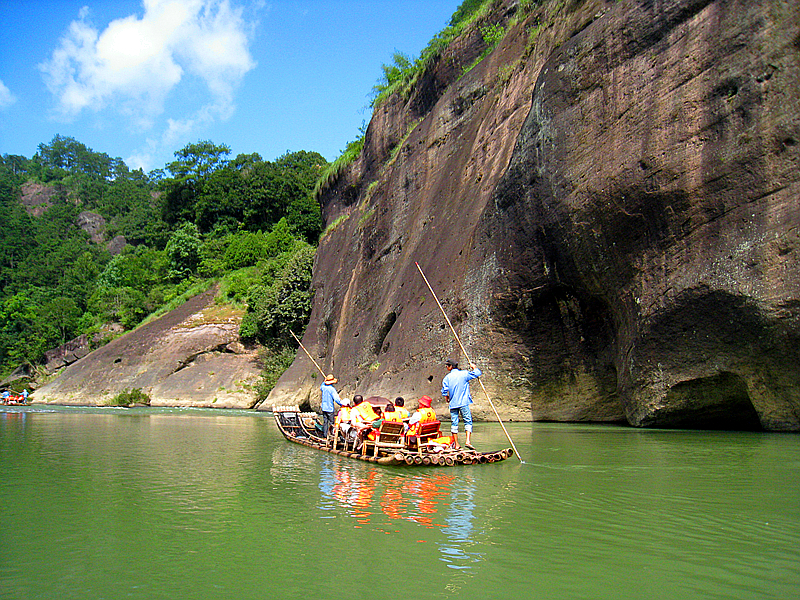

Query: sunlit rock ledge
[{"left": 32, "top": 287, "right": 261, "bottom": 409}]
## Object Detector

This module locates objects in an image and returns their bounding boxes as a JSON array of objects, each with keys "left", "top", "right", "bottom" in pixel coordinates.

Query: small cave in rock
[
  {"left": 660, "top": 372, "right": 762, "bottom": 431},
  {"left": 372, "top": 311, "right": 397, "bottom": 355}
]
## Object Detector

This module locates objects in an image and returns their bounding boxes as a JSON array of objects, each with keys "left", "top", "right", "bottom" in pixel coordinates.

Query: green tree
[
  {"left": 42, "top": 297, "right": 81, "bottom": 345},
  {"left": 274, "top": 150, "right": 328, "bottom": 191},
  {"left": 0, "top": 198, "right": 33, "bottom": 288},
  {"left": 88, "top": 286, "right": 147, "bottom": 329},
  {"left": 224, "top": 230, "right": 267, "bottom": 270},
  {"left": 262, "top": 217, "right": 297, "bottom": 258},
  {"left": 61, "top": 251, "right": 102, "bottom": 310},
  {"left": 102, "top": 178, "right": 152, "bottom": 218},
  {"left": 240, "top": 242, "right": 315, "bottom": 342},
  {"left": 194, "top": 166, "right": 246, "bottom": 232},
  {"left": 242, "top": 161, "right": 306, "bottom": 231},
  {"left": 35, "top": 135, "right": 116, "bottom": 180},
  {"left": 0, "top": 291, "right": 45, "bottom": 368},
  {"left": 165, "top": 222, "right": 202, "bottom": 281},
  {"left": 162, "top": 141, "right": 231, "bottom": 224},
  {"left": 286, "top": 193, "right": 322, "bottom": 242},
  {"left": 96, "top": 246, "right": 164, "bottom": 291}
]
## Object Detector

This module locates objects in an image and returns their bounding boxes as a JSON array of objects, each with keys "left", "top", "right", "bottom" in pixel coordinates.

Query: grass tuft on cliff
[
  {"left": 312, "top": 127, "right": 365, "bottom": 202},
  {"left": 370, "top": 0, "right": 498, "bottom": 107}
]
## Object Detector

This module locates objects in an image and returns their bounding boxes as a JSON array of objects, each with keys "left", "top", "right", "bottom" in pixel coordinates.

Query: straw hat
[{"left": 324, "top": 374, "right": 338, "bottom": 385}]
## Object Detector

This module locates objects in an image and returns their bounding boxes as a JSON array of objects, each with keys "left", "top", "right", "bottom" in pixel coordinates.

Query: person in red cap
[{"left": 406, "top": 395, "right": 437, "bottom": 436}]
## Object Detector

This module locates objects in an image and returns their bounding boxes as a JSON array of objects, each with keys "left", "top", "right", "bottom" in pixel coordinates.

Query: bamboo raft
[{"left": 273, "top": 406, "right": 514, "bottom": 467}]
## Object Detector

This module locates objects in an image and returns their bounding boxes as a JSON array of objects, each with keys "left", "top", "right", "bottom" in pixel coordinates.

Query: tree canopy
[{"left": 0, "top": 136, "right": 327, "bottom": 378}]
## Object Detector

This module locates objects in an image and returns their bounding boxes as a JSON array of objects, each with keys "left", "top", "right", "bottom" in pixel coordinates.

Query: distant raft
[{"left": 272, "top": 406, "right": 513, "bottom": 467}]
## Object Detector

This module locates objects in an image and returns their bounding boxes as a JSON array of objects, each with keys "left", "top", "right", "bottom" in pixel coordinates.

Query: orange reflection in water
[{"left": 326, "top": 461, "right": 456, "bottom": 528}]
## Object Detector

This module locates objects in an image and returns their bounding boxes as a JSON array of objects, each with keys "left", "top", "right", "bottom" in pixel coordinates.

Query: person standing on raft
[
  {"left": 320, "top": 374, "right": 343, "bottom": 439},
  {"left": 442, "top": 359, "right": 481, "bottom": 450}
]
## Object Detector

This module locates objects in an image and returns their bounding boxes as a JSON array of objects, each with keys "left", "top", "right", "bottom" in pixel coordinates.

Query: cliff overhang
[{"left": 267, "top": 0, "right": 800, "bottom": 432}]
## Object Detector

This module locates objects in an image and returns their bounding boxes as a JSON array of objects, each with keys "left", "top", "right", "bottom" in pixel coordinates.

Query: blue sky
[{"left": 0, "top": 0, "right": 460, "bottom": 172}]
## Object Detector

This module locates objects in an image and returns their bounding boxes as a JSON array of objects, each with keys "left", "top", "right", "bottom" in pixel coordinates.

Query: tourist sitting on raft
[
  {"left": 349, "top": 395, "right": 378, "bottom": 449},
  {"left": 407, "top": 395, "right": 437, "bottom": 435},
  {"left": 334, "top": 397, "right": 352, "bottom": 440},
  {"left": 394, "top": 397, "right": 409, "bottom": 421},
  {"left": 407, "top": 396, "right": 455, "bottom": 450},
  {"left": 380, "top": 402, "right": 403, "bottom": 424},
  {"left": 361, "top": 401, "right": 404, "bottom": 441}
]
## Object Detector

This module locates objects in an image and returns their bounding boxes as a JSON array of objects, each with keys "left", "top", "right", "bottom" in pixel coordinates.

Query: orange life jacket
[
  {"left": 353, "top": 402, "right": 378, "bottom": 424},
  {"left": 429, "top": 434, "right": 454, "bottom": 447},
  {"left": 383, "top": 411, "right": 403, "bottom": 423},
  {"left": 335, "top": 406, "right": 351, "bottom": 426},
  {"left": 396, "top": 407, "right": 410, "bottom": 420},
  {"left": 407, "top": 407, "right": 437, "bottom": 436}
]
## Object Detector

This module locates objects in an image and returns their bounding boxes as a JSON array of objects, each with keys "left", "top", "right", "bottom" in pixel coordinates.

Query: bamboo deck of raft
[{"left": 273, "top": 406, "right": 513, "bottom": 467}]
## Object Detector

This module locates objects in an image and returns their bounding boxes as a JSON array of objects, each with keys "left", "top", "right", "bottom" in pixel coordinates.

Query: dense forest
[{"left": 0, "top": 134, "right": 327, "bottom": 393}]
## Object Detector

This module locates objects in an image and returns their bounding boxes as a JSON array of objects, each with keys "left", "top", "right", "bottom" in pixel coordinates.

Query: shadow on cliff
[{"left": 268, "top": 0, "right": 800, "bottom": 432}]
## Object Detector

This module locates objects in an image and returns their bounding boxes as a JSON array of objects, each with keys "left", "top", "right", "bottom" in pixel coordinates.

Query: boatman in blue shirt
[
  {"left": 320, "top": 373, "right": 343, "bottom": 441},
  {"left": 441, "top": 358, "right": 482, "bottom": 450}
]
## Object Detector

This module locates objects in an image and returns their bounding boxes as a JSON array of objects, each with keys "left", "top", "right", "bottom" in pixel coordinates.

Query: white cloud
[
  {"left": 39, "top": 0, "right": 256, "bottom": 133},
  {"left": 0, "top": 79, "right": 16, "bottom": 109}
]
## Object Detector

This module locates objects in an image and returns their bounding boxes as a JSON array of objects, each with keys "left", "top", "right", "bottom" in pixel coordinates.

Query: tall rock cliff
[{"left": 266, "top": 0, "right": 800, "bottom": 431}]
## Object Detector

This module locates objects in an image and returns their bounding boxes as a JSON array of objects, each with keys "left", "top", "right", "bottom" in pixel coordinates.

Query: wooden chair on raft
[
  {"left": 332, "top": 422, "right": 355, "bottom": 451},
  {"left": 363, "top": 420, "right": 406, "bottom": 457},
  {"left": 405, "top": 420, "right": 443, "bottom": 455}
]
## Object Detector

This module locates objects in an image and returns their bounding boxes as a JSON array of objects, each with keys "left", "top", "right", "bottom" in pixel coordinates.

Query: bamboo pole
[
  {"left": 289, "top": 330, "right": 326, "bottom": 377},
  {"left": 415, "top": 261, "right": 523, "bottom": 462}
]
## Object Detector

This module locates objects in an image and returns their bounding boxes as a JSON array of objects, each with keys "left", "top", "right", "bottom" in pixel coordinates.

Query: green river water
[{"left": 1, "top": 405, "right": 798, "bottom": 600}]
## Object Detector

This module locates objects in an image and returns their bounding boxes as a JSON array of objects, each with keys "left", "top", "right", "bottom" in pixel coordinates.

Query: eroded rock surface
[
  {"left": 19, "top": 181, "right": 61, "bottom": 217},
  {"left": 267, "top": 0, "right": 800, "bottom": 431},
  {"left": 34, "top": 288, "right": 261, "bottom": 408}
]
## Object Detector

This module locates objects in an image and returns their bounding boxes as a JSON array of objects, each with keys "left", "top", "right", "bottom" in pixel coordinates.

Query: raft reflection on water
[{"left": 318, "top": 456, "right": 482, "bottom": 570}]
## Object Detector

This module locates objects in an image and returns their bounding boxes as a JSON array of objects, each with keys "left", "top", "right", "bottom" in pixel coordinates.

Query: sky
[{"left": 0, "top": 0, "right": 461, "bottom": 173}]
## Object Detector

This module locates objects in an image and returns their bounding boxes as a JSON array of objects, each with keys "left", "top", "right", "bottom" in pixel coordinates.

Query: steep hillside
[
  {"left": 34, "top": 287, "right": 261, "bottom": 408},
  {"left": 266, "top": 0, "right": 800, "bottom": 431}
]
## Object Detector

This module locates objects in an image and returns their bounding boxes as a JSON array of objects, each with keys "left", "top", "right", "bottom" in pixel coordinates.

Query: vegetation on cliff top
[
  {"left": 315, "top": 0, "right": 535, "bottom": 202},
  {"left": 370, "top": 0, "right": 498, "bottom": 107}
]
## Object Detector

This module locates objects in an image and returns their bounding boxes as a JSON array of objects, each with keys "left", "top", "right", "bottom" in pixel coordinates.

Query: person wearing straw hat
[
  {"left": 320, "top": 374, "right": 343, "bottom": 440},
  {"left": 441, "top": 359, "right": 481, "bottom": 450}
]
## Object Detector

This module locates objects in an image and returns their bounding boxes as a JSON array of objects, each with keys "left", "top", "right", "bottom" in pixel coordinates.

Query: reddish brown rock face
[{"left": 267, "top": 0, "right": 800, "bottom": 431}]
